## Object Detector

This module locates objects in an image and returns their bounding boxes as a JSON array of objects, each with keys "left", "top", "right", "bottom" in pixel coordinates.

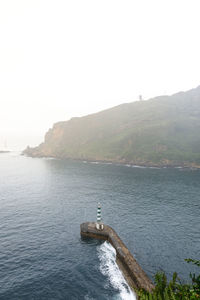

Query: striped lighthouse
[{"left": 96, "top": 203, "right": 104, "bottom": 230}]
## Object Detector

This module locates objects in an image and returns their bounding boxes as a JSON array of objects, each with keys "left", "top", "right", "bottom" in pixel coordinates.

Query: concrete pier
[{"left": 80, "top": 222, "right": 155, "bottom": 294}]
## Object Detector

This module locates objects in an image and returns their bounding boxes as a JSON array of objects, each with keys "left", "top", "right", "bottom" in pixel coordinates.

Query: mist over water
[{"left": 0, "top": 153, "right": 199, "bottom": 299}]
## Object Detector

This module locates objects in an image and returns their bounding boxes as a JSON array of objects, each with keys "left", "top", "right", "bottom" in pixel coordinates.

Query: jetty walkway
[{"left": 80, "top": 222, "right": 155, "bottom": 294}]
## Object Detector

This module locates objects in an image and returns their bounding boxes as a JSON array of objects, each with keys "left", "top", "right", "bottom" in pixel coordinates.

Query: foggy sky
[{"left": 1, "top": 0, "right": 200, "bottom": 150}]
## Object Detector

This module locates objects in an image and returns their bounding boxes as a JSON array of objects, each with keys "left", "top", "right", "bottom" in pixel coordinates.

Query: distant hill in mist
[{"left": 24, "top": 86, "right": 200, "bottom": 167}]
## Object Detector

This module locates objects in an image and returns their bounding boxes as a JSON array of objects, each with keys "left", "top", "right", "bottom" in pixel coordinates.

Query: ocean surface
[{"left": 0, "top": 152, "right": 199, "bottom": 300}]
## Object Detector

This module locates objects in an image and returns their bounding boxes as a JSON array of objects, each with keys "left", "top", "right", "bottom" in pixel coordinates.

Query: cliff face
[{"left": 24, "top": 86, "right": 200, "bottom": 167}]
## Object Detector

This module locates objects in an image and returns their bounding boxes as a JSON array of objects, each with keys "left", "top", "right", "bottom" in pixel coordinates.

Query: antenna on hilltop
[{"left": 139, "top": 95, "right": 143, "bottom": 101}]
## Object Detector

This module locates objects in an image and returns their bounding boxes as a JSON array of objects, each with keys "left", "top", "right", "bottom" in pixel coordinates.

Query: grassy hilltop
[{"left": 24, "top": 86, "right": 200, "bottom": 167}]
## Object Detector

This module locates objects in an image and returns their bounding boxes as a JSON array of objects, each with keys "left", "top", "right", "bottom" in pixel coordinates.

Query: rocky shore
[{"left": 22, "top": 148, "right": 200, "bottom": 170}]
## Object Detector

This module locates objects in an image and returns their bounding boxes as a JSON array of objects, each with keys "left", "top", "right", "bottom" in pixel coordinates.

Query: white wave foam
[
  {"left": 42, "top": 157, "right": 58, "bottom": 160},
  {"left": 97, "top": 241, "right": 136, "bottom": 300},
  {"left": 84, "top": 294, "right": 95, "bottom": 300}
]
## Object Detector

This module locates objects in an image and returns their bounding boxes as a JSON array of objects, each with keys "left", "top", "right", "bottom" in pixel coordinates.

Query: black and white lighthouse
[{"left": 96, "top": 203, "right": 104, "bottom": 230}]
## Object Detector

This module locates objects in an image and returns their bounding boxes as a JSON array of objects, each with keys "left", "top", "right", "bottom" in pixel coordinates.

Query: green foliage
[
  {"left": 138, "top": 259, "right": 200, "bottom": 299},
  {"left": 185, "top": 259, "right": 200, "bottom": 267},
  {"left": 185, "top": 259, "right": 200, "bottom": 297}
]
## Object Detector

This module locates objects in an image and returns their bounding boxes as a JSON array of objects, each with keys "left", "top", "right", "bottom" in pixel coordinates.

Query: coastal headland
[
  {"left": 80, "top": 222, "right": 155, "bottom": 295},
  {"left": 23, "top": 85, "right": 200, "bottom": 169}
]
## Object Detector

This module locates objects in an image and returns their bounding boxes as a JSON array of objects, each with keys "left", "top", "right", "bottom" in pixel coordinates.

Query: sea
[{"left": 0, "top": 152, "right": 199, "bottom": 300}]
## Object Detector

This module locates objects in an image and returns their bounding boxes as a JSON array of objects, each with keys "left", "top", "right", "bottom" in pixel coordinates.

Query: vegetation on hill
[
  {"left": 138, "top": 259, "right": 200, "bottom": 299},
  {"left": 24, "top": 86, "right": 200, "bottom": 167}
]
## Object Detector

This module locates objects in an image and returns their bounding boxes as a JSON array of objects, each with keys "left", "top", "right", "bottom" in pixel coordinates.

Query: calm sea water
[{"left": 0, "top": 153, "right": 199, "bottom": 300}]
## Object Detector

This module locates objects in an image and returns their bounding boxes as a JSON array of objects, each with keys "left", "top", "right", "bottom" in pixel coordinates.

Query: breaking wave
[{"left": 97, "top": 241, "right": 136, "bottom": 300}]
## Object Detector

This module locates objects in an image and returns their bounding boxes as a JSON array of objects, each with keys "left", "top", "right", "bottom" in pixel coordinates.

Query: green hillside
[{"left": 24, "top": 86, "right": 200, "bottom": 167}]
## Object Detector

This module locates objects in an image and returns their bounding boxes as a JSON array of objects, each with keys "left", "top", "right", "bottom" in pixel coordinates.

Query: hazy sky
[{"left": 1, "top": 0, "right": 200, "bottom": 150}]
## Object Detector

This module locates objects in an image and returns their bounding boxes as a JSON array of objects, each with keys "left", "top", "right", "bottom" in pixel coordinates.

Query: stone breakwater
[{"left": 80, "top": 222, "right": 155, "bottom": 294}]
